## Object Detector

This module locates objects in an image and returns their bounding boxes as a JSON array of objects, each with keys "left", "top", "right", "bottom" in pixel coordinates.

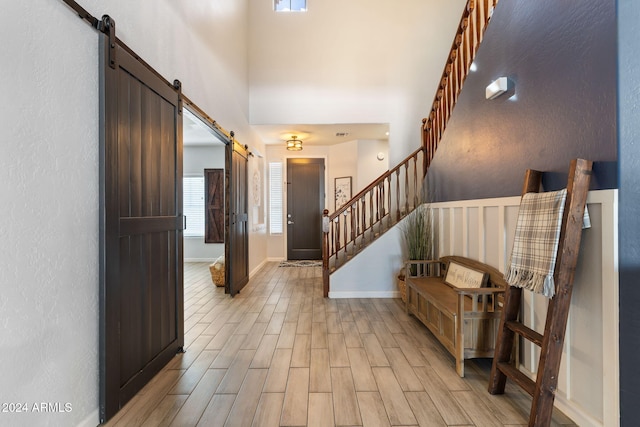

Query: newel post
[{"left": 322, "top": 209, "right": 330, "bottom": 297}]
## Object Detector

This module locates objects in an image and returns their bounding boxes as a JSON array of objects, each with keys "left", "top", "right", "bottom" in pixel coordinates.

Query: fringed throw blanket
[{"left": 505, "top": 189, "right": 568, "bottom": 298}]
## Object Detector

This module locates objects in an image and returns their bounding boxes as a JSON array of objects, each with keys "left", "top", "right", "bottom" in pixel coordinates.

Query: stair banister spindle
[
  {"left": 356, "top": 197, "right": 361, "bottom": 236},
  {"left": 336, "top": 215, "right": 341, "bottom": 252},
  {"left": 360, "top": 197, "right": 365, "bottom": 238},
  {"left": 371, "top": 188, "right": 375, "bottom": 227},
  {"left": 404, "top": 163, "right": 410, "bottom": 215},
  {"left": 386, "top": 177, "right": 390, "bottom": 219},
  {"left": 374, "top": 184, "right": 378, "bottom": 223},
  {"left": 372, "top": 185, "right": 376, "bottom": 224},
  {"left": 350, "top": 206, "right": 356, "bottom": 249},
  {"left": 342, "top": 211, "right": 348, "bottom": 256},
  {"left": 412, "top": 154, "right": 418, "bottom": 208},
  {"left": 395, "top": 169, "right": 401, "bottom": 222}
]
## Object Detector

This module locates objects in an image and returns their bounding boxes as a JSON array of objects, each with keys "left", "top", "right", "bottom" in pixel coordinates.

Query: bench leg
[
  {"left": 456, "top": 294, "right": 465, "bottom": 377},
  {"left": 456, "top": 357, "right": 464, "bottom": 377}
]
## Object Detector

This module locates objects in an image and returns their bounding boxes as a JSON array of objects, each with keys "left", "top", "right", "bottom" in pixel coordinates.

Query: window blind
[
  {"left": 183, "top": 176, "right": 205, "bottom": 237},
  {"left": 269, "top": 162, "right": 283, "bottom": 234}
]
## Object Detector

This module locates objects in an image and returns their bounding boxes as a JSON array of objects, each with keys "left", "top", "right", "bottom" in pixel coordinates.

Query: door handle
[{"left": 287, "top": 220, "right": 294, "bottom": 225}]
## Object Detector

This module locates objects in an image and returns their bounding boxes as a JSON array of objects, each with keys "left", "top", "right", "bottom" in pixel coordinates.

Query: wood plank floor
[{"left": 105, "top": 262, "right": 577, "bottom": 427}]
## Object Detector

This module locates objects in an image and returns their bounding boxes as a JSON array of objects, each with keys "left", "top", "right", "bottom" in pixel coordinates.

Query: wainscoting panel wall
[{"left": 430, "top": 189, "right": 618, "bottom": 427}]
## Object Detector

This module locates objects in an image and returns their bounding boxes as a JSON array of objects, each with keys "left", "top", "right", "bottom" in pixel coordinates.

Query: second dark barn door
[
  {"left": 226, "top": 141, "right": 249, "bottom": 295},
  {"left": 99, "top": 31, "right": 184, "bottom": 422}
]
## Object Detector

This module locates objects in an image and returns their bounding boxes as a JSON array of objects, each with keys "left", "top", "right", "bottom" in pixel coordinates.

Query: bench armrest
[{"left": 404, "top": 260, "right": 442, "bottom": 279}]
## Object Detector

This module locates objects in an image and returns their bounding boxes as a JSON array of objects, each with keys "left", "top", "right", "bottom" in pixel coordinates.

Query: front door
[
  {"left": 287, "top": 158, "right": 325, "bottom": 260},
  {"left": 226, "top": 140, "right": 249, "bottom": 295},
  {"left": 99, "top": 32, "right": 184, "bottom": 422}
]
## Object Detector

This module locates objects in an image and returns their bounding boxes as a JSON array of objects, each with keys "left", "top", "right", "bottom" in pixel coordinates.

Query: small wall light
[{"left": 485, "top": 77, "right": 510, "bottom": 100}]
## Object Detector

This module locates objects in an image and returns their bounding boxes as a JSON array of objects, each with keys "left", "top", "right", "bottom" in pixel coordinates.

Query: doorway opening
[{"left": 182, "top": 108, "right": 226, "bottom": 265}]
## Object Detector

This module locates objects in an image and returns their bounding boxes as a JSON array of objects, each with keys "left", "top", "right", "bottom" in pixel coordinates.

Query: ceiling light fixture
[{"left": 286, "top": 135, "right": 303, "bottom": 151}]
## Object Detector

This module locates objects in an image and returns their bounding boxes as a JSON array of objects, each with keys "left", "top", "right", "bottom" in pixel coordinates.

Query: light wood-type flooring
[{"left": 105, "top": 262, "right": 576, "bottom": 427}]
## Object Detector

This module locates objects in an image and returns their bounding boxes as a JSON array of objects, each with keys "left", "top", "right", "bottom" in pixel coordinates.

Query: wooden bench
[{"left": 404, "top": 255, "right": 506, "bottom": 377}]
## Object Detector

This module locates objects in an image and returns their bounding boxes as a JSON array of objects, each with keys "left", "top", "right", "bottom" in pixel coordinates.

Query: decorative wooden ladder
[{"left": 488, "top": 158, "right": 592, "bottom": 426}]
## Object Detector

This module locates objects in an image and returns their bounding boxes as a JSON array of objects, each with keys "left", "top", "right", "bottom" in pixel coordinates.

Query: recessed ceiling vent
[{"left": 335, "top": 132, "right": 349, "bottom": 137}]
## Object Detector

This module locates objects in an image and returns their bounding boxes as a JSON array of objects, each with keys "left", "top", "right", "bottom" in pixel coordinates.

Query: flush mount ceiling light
[
  {"left": 286, "top": 135, "right": 303, "bottom": 151},
  {"left": 486, "top": 77, "right": 510, "bottom": 100}
]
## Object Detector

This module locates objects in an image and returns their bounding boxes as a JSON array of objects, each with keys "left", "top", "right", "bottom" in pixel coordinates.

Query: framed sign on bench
[{"left": 444, "top": 261, "right": 489, "bottom": 289}]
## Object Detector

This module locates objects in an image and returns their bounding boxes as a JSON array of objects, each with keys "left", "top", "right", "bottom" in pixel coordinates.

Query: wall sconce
[
  {"left": 485, "top": 77, "right": 510, "bottom": 100},
  {"left": 286, "top": 135, "right": 303, "bottom": 151}
]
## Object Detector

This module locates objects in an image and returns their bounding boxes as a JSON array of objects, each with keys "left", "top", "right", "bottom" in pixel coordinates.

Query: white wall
[
  {"left": 329, "top": 141, "right": 358, "bottom": 211},
  {"left": 248, "top": 152, "right": 268, "bottom": 274},
  {"left": 0, "top": 1, "right": 257, "bottom": 425},
  {"left": 332, "top": 191, "right": 619, "bottom": 426},
  {"left": 357, "top": 139, "right": 389, "bottom": 190},
  {"left": 184, "top": 145, "right": 226, "bottom": 262},
  {"left": 248, "top": 0, "right": 467, "bottom": 164}
]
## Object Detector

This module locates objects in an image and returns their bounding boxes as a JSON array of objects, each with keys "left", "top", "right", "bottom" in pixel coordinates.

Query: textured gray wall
[
  {"left": 617, "top": 0, "right": 640, "bottom": 424},
  {"left": 427, "top": 0, "right": 617, "bottom": 202}
]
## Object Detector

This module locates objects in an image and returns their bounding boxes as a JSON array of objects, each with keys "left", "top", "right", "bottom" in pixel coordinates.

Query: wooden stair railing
[
  {"left": 423, "top": 0, "right": 498, "bottom": 172},
  {"left": 322, "top": 0, "right": 499, "bottom": 297},
  {"left": 322, "top": 147, "right": 426, "bottom": 295}
]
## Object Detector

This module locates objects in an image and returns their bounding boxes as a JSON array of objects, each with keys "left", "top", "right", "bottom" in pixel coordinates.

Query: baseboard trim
[
  {"left": 76, "top": 409, "right": 99, "bottom": 427},
  {"left": 328, "top": 290, "right": 400, "bottom": 299},
  {"left": 185, "top": 258, "right": 216, "bottom": 263},
  {"left": 517, "top": 365, "right": 605, "bottom": 427},
  {"left": 250, "top": 258, "right": 269, "bottom": 278}
]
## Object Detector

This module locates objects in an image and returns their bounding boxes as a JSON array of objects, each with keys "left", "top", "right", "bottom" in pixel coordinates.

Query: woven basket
[
  {"left": 209, "top": 264, "right": 225, "bottom": 287},
  {"left": 397, "top": 275, "right": 406, "bottom": 303}
]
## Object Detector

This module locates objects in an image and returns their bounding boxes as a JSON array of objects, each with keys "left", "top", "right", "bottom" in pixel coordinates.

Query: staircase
[{"left": 322, "top": 0, "right": 499, "bottom": 297}]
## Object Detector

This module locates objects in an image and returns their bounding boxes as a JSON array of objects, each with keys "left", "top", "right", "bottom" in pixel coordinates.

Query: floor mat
[{"left": 278, "top": 260, "right": 322, "bottom": 267}]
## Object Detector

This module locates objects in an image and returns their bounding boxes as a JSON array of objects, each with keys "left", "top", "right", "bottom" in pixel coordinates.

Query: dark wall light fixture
[{"left": 286, "top": 135, "right": 303, "bottom": 151}]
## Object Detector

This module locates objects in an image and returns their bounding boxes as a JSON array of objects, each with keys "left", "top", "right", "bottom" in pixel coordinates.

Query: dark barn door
[
  {"left": 226, "top": 140, "right": 249, "bottom": 296},
  {"left": 287, "top": 158, "right": 325, "bottom": 260},
  {"left": 99, "top": 32, "right": 184, "bottom": 422}
]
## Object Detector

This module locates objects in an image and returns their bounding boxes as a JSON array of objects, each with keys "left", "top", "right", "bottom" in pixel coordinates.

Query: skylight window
[{"left": 274, "top": 0, "right": 307, "bottom": 12}]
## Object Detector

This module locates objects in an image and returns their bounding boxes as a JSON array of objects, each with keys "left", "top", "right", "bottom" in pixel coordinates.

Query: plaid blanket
[{"left": 505, "top": 189, "right": 568, "bottom": 298}]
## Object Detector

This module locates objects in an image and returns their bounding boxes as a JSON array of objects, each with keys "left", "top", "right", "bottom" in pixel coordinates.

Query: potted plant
[{"left": 398, "top": 204, "right": 433, "bottom": 302}]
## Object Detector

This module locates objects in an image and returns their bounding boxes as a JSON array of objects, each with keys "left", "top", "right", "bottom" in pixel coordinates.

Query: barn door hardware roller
[{"left": 97, "top": 15, "right": 117, "bottom": 69}]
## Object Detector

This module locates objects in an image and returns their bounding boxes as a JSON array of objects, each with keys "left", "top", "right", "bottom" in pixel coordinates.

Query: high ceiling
[
  {"left": 251, "top": 123, "right": 389, "bottom": 147},
  {"left": 185, "top": 108, "right": 389, "bottom": 148}
]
